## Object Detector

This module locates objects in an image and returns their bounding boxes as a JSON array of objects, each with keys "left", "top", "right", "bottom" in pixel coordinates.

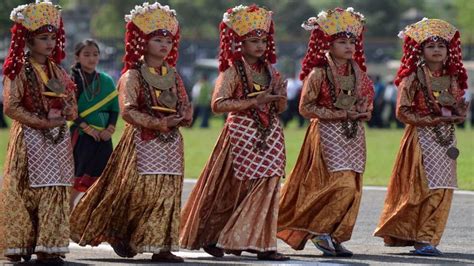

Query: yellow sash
[{"left": 79, "top": 90, "right": 118, "bottom": 118}]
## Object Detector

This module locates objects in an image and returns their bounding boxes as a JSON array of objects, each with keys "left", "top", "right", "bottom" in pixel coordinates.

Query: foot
[
  {"left": 257, "top": 251, "right": 290, "bottom": 261},
  {"left": 311, "top": 235, "right": 337, "bottom": 256},
  {"left": 111, "top": 241, "right": 137, "bottom": 258},
  {"left": 5, "top": 255, "right": 21, "bottom": 262},
  {"left": 36, "top": 253, "right": 65, "bottom": 265},
  {"left": 224, "top": 249, "right": 242, "bottom": 256},
  {"left": 151, "top": 251, "right": 184, "bottom": 263},
  {"left": 203, "top": 244, "right": 224, "bottom": 257},
  {"left": 333, "top": 242, "right": 353, "bottom": 257},
  {"left": 411, "top": 244, "right": 443, "bottom": 256}
]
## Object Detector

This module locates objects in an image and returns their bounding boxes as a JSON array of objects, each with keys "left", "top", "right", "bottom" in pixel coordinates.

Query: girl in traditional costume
[
  {"left": 179, "top": 4, "right": 289, "bottom": 261},
  {"left": 69, "top": 2, "right": 192, "bottom": 263},
  {"left": 374, "top": 18, "right": 468, "bottom": 256},
  {"left": 277, "top": 7, "right": 374, "bottom": 257},
  {"left": 70, "top": 39, "right": 119, "bottom": 205},
  {"left": 0, "top": 1, "right": 77, "bottom": 263}
]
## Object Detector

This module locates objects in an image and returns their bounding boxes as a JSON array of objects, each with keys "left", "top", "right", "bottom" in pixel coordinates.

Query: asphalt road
[{"left": 1, "top": 180, "right": 473, "bottom": 265}]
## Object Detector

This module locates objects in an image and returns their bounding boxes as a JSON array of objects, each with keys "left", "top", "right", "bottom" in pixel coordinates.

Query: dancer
[
  {"left": 374, "top": 18, "right": 468, "bottom": 256},
  {"left": 0, "top": 1, "right": 77, "bottom": 263},
  {"left": 70, "top": 2, "right": 192, "bottom": 262},
  {"left": 277, "top": 7, "right": 374, "bottom": 257}
]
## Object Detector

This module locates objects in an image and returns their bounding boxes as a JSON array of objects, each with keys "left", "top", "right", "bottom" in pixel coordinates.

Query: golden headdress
[
  {"left": 218, "top": 4, "right": 276, "bottom": 72},
  {"left": 4, "top": 0, "right": 65, "bottom": 80},
  {"left": 125, "top": 2, "right": 178, "bottom": 36},
  {"left": 123, "top": 2, "right": 180, "bottom": 72},
  {"left": 398, "top": 18, "right": 457, "bottom": 44},
  {"left": 299, "top": 7, "right": 367, "bottom": 80},
  {"left": 9, "top": 0, "right": 61, "bottom": 32},
  {"left": 222, "top": 4, "right": 272, "bottom": 37},
  {"left": 395, "top": 18, "right": 467, "bottom": 91},
  {"left": 302, "top": 7, "right": 365, "bottom": 37}
]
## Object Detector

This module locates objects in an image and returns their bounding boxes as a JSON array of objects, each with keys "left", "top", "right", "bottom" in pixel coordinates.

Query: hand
[
  {"left": 439, "top": 115, "right": 465, "bottom": 124},
  {"left": 82, "top": 125, "right": 101, "bottom": 142},
  {"left": 455, "top": 100, "right": 470, "bottom": 116},
  {"left": 358, "top": 111, "right": 372, "bottom": 122},
  {"left": 182, "top": 102, "right": 194, "bottom": 123},
  {"left": 347, "top": 111, "right": 371, "bottom": 121},
  {"left": 99, "top": 129, "right": 112, "bottom": 141},
  {"left": 275, "top": 80, "right": 288, "bottom": 96},
  {"left": 48, "top": 108, "right": 63, "bottom": 119},
  {"left": 62, "top": 102, "right": 74, "bottom": 117},
  {"left": 46, "top": 117, "right": 65, "bottom": 128},
  {"left": 356, "top": 97, "right": 370, "bottom": 113},
  {"left": 164, "top": 115, "right": 185, "bottom": 129},
  {"left": 253, "top": 90, "right": 286, "bottom": 106}
]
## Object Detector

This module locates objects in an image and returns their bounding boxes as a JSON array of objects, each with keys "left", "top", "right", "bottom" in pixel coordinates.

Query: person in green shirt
[
  {"left": 191, "top": 73, "right": 213, "bottom": 128},
  {"left": 69, "top": 39, "right": 119, "bottom": 207}
]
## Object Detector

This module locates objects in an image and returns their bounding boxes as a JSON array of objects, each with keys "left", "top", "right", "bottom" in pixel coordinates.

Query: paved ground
[{"left": 1, "top": 180, "right": 473, "bottom": 265}]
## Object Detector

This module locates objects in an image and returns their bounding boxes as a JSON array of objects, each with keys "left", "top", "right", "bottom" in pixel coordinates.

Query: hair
[
  {"left": 74, "top": 39, "right": 100, "bottom": 56},
  {"left": 299, "top": 29, "right": 367, "bottom": 80},
  {"left": 394, "top": 32, "right": 468, "bottom": 91}
]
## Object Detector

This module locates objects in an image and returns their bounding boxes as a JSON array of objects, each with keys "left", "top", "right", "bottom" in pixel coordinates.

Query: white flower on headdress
[
  {"left": 10, "top": 4, "right": 28, "bottom": 21},
  {"left": 397, "top": 30, "right": 406, "bottom": 39},
  {"left": 317, "top": 11, "right": 328, "bottom": 19},
  {"left": 346, "top": 7, "right": 354, "bottom": 12},
  {"left": 422, "top": 17, "right": 429, "bottom": 21},
  {"left": 125, "top": 2, "right": 177, "bottom": 22},
  {"left": 302, "top": 17, "right": 318, "bottom": 31}
]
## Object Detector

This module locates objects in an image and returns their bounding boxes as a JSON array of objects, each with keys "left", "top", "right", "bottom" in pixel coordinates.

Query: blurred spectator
[
  {"left": 0, "top": 74, "right": 8, "bottom": 128},
  {"left": 281, "top": 74, "right": 305, "bottom": 128},
  {"left": 368, "top": 75, "right": 385, "bottom": 128},
  {"left": 191, "top": 74, "right": 213, "bottom": 128},
  {"left": 382, "top": 80, "right": 403, "bottom": 128},
  {"left": 458, "top": 88, "right": 473, "bottom": 129}
]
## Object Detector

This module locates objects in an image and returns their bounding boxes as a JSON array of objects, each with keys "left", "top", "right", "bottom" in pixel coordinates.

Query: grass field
[{"left": 1, "top": 117, "right": 473, "bottom": 189}]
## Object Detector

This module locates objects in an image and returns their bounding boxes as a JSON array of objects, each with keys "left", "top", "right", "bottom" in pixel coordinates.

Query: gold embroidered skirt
[
  {"left": 180, "top": 126, "right": 281, "bottom": 252},
  {"left": 374, "top": 125, "right": 453, "bottom": 246},
  {"left": 0, "top": 122, "right": 70, "bottom": 256},
  {"left": 277, "top": 120, "right": 363, "bottom": 250},
  {"left": 70, "top": 125, "right": 183, "bottom": 253}
]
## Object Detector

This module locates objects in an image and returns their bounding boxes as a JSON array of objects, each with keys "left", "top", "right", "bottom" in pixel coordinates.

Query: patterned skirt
[
  {"left": 70, "top": 124, "right": 183, "bottom": 253},
  {"left": 0, "top": 122, "right": 70, "bottom": 256}
]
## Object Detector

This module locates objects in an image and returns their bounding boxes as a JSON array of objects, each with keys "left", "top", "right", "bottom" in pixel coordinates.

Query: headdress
[
  {"left": 3, "top": 0, "right": 65, "bottom": 80},
  {"left": 299, "top": 7, "right": 366, "bottom": 80},
  {"left": 122, "top": 2, "right": 180, "bottom": 73},
  {"left": 395, "top": 18, "right": 467, "bottom": 90},
  {"left": 218, "top": 4, "right": 276, "bottom": 72}
]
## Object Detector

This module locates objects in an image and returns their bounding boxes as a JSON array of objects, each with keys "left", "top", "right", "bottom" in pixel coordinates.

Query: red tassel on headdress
[
  {"left": 299, "top": 28, "right": 331, "bottom": 80},
  {"left": 3, "top": 23, "right": 27, "bottom": 80},
  {"left": 51, "top": 18, "right": 66, "bottom": 64}
]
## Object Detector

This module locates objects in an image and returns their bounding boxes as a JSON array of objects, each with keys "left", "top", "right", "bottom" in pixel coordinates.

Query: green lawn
[{"left": 1, "top": 117, "right": 473, "bottom": 189}]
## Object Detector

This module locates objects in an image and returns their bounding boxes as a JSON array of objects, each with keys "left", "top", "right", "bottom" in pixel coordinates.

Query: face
[
  {"left": 242, "top": 35, "right": 268, "bottom": 60},
  {"left": 145, "top": 35, "right": 173, "bottom": 60},
  {"left": 329, "top": 37, "right": 356, "bottom": 61},
  {"left": 76, "top": 45, "right": 100, "bottom": 73},
  {"left": 423, "top": 40, "right": 448, "bottom": 64},
  {"left": 29, "top": 32, "right": 56, "bottom": 57}
]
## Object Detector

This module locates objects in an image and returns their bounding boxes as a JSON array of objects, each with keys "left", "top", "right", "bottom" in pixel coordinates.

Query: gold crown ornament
[
  {"left": 125, "top": 2, "right": 178, "bottom": 35},
  {"left": 9, "top": 0, "right": 61, "bottom": 32},
  {"left": 222, "top": 4, "right": 272, "bottom": 37},
  {"left": 302, "top": 7, "right": 365, "bottom": 37},
  {"left": 398, "top": 18, "right": 457, "bottom": 44}
]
